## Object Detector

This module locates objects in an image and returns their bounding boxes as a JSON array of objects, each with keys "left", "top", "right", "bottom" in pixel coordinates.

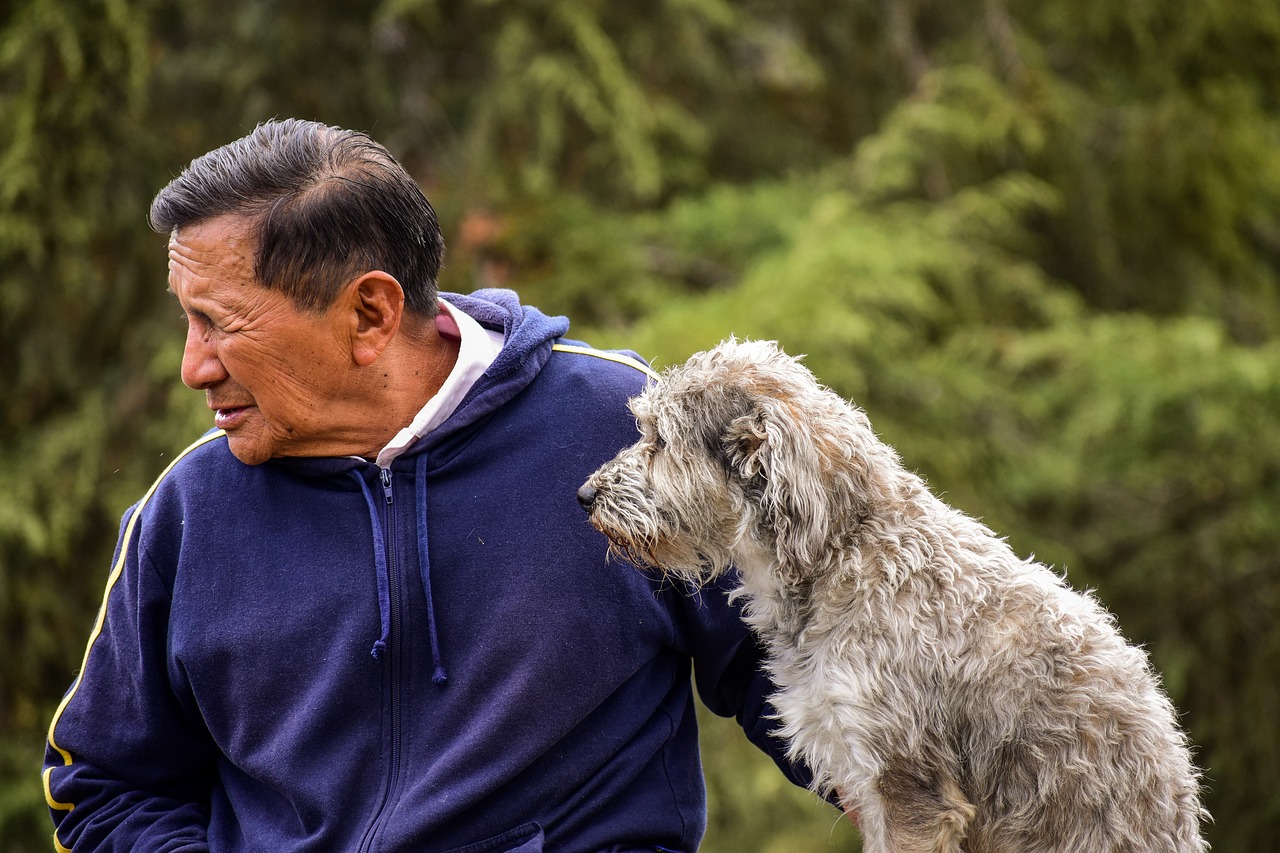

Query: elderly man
[{"left": 42, "top": 119, "right": 812, "bottom": 852}]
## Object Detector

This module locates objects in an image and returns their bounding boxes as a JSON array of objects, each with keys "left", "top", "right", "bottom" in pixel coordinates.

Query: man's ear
[{"left": 345, "top": 271, "right": 404, "bottom": 366}]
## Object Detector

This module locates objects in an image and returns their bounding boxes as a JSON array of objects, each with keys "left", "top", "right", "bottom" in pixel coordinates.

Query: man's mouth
[{"left": 213, "top": 405, "right": 253, "bottom": 430}]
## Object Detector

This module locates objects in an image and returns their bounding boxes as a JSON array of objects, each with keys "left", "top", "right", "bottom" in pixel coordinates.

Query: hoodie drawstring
[
  {"left": 351, "top": 463, "right": 448, "bottom": 686},
  {"left": 415, "top": 452, "right": 449, "bottom": 686},
  {"left": 353, "top": 471, "right": 392, "bottom": 661}
]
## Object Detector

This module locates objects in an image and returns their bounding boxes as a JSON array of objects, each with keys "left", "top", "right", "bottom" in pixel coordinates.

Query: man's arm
[
  {"left": 674, "top": 570, "right": 867, "bottom": 828},
  {"left": 667, "top": 570, "right": 818, "bottom": 789},
  {"left": 43, "top": 505, "right": 214, "bottom": 852}
]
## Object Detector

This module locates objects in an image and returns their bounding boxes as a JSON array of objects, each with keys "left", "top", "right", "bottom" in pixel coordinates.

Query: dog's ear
[
  {"left": 722, "top": 406, "right": 768, "bottom": 480},
  {"left": 723, "top": 397, "right": 829, "bottom": 585}
]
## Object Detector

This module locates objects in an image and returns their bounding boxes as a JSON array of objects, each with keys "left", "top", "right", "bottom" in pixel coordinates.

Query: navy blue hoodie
[{"left": 44, "top": 290, "right": 807, "bottom": 852}]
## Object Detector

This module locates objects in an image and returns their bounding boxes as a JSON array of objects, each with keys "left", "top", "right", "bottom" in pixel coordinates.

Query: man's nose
[
  {"left": 576, "top": 484, "right": 597, "bottom": 513},
  {"left": 180, "top": 326, "right": 227, "bottom": 390}
]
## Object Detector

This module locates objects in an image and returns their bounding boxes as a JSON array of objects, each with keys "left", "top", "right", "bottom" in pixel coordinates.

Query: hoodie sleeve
[
  {"left": 43, "top": 501, "right": 214, "bottom": 852},
  {"left": 670, "top": 571, "right": 818, "bottom": 792}
]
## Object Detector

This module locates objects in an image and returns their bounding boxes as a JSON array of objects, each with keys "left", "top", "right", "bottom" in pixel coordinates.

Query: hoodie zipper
[{"left": 359, "top": 468, "right": 404, "bottom": 853}]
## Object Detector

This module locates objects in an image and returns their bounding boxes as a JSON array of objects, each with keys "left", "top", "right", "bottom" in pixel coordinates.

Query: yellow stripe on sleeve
[{"left": 551, "top": 343, "right": 660, "bottom": 381}]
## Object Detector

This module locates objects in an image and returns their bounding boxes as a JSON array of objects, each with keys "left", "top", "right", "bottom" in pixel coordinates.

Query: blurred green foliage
[{"left": 3, "top": 0, "right": 1278, "bottom": 849}]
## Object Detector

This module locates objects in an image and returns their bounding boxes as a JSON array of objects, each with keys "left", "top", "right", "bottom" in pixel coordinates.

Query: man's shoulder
[
  {"left": 149, "top": 430, "right": 233, "bottom": 486},
  {"left": 534, "top": 342, "right": 657, "bottom": 422},
  {"left": 547, "top": 341, "right": 658, "bottom": 397},
  {"left": 480, "top": 341, "right": 654, "bottom": 446},
  {"left": 135, "top": 430, "right": 263, "bottom": 514},
  {"left": 113, "top": 430, "right": 234, "bottom": 548}
]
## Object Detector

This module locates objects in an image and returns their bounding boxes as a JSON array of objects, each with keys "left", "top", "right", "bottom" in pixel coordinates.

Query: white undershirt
[{"left": 374, "top": 298, "right": 506, "bottom": 468}]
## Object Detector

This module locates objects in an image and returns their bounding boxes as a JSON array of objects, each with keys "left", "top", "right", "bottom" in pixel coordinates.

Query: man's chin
[{"left": 223, "top": 433, "right": 273, "bottom": 466}]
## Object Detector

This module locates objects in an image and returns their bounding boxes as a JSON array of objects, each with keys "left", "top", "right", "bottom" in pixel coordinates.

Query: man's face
[{"left": 168, "top": 215, "right": 355, "bottom": 465}]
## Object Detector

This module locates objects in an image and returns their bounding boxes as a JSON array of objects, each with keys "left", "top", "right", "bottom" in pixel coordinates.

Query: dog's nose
[{"left": 576, "top": 484, "right": 597, "bottom": 513}]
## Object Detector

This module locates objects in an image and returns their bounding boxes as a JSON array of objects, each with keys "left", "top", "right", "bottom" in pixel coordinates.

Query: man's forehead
[{"left": 166, "top": 216, "right": 257, "bottom": 289}]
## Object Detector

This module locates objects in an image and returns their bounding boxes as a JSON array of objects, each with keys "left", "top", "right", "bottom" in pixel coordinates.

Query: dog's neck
[
  {"left": 727, "top": 538, "right": 822, "bottom": 644},
  {"left": 729, "top": 487, "right": 948, "bottom": 644}
]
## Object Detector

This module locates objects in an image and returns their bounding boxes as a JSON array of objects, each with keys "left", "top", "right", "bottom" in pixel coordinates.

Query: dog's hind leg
[{"left": 876, "top": 758, "right": 976, "bottom": 853}]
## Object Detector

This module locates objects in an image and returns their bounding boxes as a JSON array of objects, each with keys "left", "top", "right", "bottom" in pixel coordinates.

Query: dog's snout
[{"left": 577, "top": 483, "right": 598, "bottom": 513}]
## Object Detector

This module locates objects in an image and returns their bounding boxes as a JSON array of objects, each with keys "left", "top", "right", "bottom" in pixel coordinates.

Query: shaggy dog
[{"left": 577, "top": 339, "right": 1208, "bottom": 853}]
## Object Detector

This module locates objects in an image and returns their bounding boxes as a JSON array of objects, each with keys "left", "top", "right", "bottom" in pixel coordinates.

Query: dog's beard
[{"left": 588, "top": 505, "right": 731, "bottom": 587}]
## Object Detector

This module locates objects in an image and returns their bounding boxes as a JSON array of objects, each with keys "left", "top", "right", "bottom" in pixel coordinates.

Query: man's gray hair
[{"left": 150, "top": 118, "right": 445, "bottom": 316}]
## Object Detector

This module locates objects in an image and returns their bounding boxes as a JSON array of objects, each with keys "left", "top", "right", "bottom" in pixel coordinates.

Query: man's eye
[{"left": 184, "top": 311, "right": 220, "bottom": 334}]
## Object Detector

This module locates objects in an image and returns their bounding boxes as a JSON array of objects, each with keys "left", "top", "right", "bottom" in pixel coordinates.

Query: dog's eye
[{"left": 652, "top": 432, "right": 666, "bottom": 452}]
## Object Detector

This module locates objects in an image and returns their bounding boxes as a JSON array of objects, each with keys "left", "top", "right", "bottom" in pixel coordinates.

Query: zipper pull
[{"left": 380, "top": 468, "right": 393, "bottom": 505}]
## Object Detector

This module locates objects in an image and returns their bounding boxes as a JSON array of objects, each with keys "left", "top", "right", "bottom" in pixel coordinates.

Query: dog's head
[{"left": 580, "top": 338, "right": 895, "bottom": 586}]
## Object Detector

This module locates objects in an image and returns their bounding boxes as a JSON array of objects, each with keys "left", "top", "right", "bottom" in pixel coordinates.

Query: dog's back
[
  {"left": 757, "top": 492, "right": 1208, "bottom": 851},
  {"left": 911, "top": 533, "right": 1206, "bottom": 852}
]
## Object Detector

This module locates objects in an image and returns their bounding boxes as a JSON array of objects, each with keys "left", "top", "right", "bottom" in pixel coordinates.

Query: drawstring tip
[
  {"left": 432, "top": 666, "right": 449, "bottom": 686},
  {"left": 371, "top": 640, "right": 387, "bottom": 660}
]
